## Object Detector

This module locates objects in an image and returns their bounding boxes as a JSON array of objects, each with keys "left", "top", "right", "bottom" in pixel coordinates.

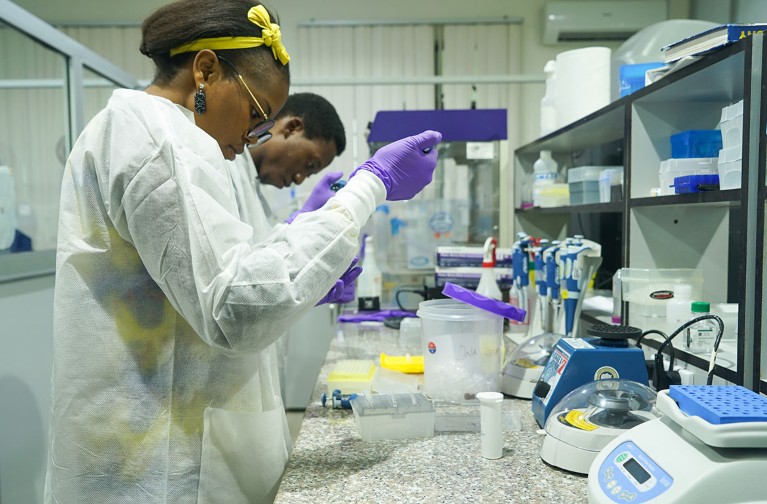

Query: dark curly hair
[
  {"left": 140, "top": 0, "right": 290, "bottom": 87},
  {"left": 276, "top": 93, "right": 346, "bottom": 155}
]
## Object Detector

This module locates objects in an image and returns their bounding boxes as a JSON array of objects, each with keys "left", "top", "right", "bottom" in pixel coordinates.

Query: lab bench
[{"left": 274, "top": 322, "right": 588, "bottom": 503}]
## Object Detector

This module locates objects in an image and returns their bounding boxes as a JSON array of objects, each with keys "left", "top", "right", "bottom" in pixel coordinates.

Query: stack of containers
[
  {"left": 717, "top": 100, "right": 744, "bottom": 190},
  {"left": 599, "top": 167, "right": 624, "bottom": 203},
  {"left": 659, "top": 130, "right": 722, "bottom": 195},
  {"left": 566, "top": 165, "right": 623, "bottom": 205},
  {"left": 567, "top": 166, "right": 603, "bottom": 205},
  {"left": 434, "top": 245, "right": 513, "bottom": 290}
]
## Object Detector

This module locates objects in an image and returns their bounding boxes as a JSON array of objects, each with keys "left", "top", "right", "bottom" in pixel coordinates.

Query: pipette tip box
[{"left": 351, "top": 392, "right": 435, "bottom": 442}]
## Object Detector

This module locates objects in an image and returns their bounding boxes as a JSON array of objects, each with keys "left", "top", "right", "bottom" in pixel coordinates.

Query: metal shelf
[
  {"left": 517, "top": 201, "right": 624, "bottom": 214},
  {"left": 630, "top": 189, "right": 741, "bottom": 208}
]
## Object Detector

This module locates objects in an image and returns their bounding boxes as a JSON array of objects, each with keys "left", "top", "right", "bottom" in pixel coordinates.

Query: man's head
[{"left": 249, "top": 92, "right": 345, "bottom": 188}]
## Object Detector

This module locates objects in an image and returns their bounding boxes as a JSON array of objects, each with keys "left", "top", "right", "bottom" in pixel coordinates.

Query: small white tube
[{"left": 477, "top": 391, "right": 504, "bottom": 459}]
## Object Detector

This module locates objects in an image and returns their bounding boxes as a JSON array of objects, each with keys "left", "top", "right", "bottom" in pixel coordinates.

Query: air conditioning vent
[{"left": 543, "top": 1, "right": 667, "bottom": 45}]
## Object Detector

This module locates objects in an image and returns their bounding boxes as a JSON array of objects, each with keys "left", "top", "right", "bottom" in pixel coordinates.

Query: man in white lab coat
[{"left": 227, "top": 92, "right": 347, "bottom": 242}]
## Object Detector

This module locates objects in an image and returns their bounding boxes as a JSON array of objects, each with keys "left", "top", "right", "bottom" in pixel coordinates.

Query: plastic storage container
[
  {"left": 326, "top": 359, "right": 376, "bottom": 395},
  {"left": 538, "top": 183, "right": 570, "bottom": 207},
  {"left": 658, "top": 157, "right": 718, "bottom": 195},
  {"left": 417, "top": 299, "right": 504, "bottom": 403},
  {"left": 619, "top": 62, "right": 665, "bottom": 97},
  {"left": 718, "top": 145, "right": 742, "bottom": 190},
  {"left": 567, "top": 166, "right": 602, "bottom": 205},
  {"left": 670, "top": 130, "right": 722, "bottom": 158},
  {"left": 665, "top": 284, "right": 692, "bottom": 335},
  {"left": 620, "top": 268, "right": 704, "bottom": 332},
  {"left": 351, "top": 392, "right": 435, "bottom": 441},
  {"left": 719, "top": 100, "right": 744, "bottom": 150},
  {"left": 672, "top": 174, "right": 720, "bottom": 194},
  {"left": 599, "top": 167, "right": 624, "bottom": 203}
]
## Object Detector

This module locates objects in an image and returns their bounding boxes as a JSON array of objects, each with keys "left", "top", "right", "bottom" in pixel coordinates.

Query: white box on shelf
[
  {"left": 658, "top": 157, "right": 718, "bottom": 196},
  {"left": 719, "top": 100, "right": 744, "bottom": 150},
  {"left": 718, "top": 145, "right": 742, "bottom": 190}
]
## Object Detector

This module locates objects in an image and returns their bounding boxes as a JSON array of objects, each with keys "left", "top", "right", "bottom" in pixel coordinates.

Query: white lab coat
[{"left": 45, "top": 89, "right": 384, "bottom": 503}]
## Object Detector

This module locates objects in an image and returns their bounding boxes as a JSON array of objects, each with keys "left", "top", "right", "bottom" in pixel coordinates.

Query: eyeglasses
[{"left": 217, "top": 55, "right": 274, "bottom": 145}]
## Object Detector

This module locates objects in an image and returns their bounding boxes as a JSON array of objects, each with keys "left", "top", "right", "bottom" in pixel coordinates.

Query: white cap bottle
[{"left": 532, "top": 151, "right": 558, "bottom": 208}]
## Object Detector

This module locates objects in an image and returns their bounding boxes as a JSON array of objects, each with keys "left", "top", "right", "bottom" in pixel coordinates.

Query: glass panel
[
  {"left": 0, "top": 22, "right": 68, "bottom": 253},
  {"left": 83, "top": 65, "right": 121, "bottom": 124}
]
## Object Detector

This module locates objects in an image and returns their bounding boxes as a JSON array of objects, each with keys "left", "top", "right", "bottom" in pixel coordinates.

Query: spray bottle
[{"left": 476, "top": 237, "right": 502, "bottom": 300}]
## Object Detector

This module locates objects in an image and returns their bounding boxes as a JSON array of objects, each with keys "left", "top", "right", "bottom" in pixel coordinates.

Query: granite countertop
[{"left": 274, "top": 322, "right": 589, "bottom": 503}]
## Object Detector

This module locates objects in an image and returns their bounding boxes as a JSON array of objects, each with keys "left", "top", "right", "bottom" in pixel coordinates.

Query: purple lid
[{"left": 442, "top": 282, "right": 527, "bottom": 321}]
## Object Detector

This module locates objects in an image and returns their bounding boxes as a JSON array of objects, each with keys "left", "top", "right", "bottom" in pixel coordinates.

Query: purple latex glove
[
  {"left": 349, "top": 130, "right": 442, "bottom": 201},
  {"left": 338, "top": 279, "right": 356, "bottom": 304},
  {"left": 316, "top": 257, "right": 362, "bottom": 306},
  {"left": 285, "top": 170, "right": 344, "bottom": 224},
  {"left": 337, "top": 310, "right": 419, "bottom": 323}
]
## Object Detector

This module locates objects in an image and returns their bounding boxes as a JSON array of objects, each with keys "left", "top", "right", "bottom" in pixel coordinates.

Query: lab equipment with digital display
[
  {"left": 532, "top": 324, "right": 649, "bottom": 427},
  {"left": 366, "top": 109, "right": 507, "bottom": 297},
  {"left": 540, "top": 379, "right": 660, "bottom": 474},
  {"left": 588, "top": 385, "right": 767, "bottom": 504}
]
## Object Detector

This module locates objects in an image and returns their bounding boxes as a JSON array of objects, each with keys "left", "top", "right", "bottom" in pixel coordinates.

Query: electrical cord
[
  {"left": 636, "top": 329, "right": 675, "bottom": 371},
  {"left": 655, "top": 314, "right": 725, "bottom": 388}
]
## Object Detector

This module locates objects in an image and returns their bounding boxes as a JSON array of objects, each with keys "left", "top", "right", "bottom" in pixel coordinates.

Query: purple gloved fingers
[
  {"left": 316, "top": 279, "right": 345, "bottom": 306},
  {"left": 338, "top": 281, "right": 356, "bottom": 304},
  {"left": 316, "top": 256, "right": 361, "bottom": 306},
  {"left": 349, "top": 130, "right": 442, "bottom": 201}
]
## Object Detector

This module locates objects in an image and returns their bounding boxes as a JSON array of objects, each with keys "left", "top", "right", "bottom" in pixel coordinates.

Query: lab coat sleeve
[{"left": 99, "top": 106, "right": 384, "bottom": 354}]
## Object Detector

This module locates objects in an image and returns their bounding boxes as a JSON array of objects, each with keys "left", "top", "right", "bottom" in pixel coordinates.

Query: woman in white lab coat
[{"left": 44, "top": 1, "right": 441, "bottom": 503}]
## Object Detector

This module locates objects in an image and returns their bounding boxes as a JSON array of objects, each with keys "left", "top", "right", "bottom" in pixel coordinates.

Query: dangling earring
[{"left": 194, "top": 83, "right": 206, "bottom": 115}]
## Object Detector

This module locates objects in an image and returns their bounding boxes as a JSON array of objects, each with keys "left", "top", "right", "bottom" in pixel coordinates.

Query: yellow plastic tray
[
  {"left": 326, "top": 359, "right": 376, "bottom": 394},
  {"left": 379, "top": 353, "right": 424, "bottom": 374}
]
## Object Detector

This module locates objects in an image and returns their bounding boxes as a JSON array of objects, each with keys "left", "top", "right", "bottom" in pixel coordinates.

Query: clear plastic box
[
  {"left": 568, "top": 166, "right": 603, "bottom": 205},
  {"left": 620, "top": 268, "right": 704, "bottom": 332},
  {"left": 351, "top": 392, "right": 435, "bottom": 441},
  {"left": 599, "top": 167, "right": 624, "bottom": 203}
]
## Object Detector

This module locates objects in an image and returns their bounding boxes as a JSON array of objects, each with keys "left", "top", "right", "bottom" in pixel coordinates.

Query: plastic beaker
[{"left": 417, "top": 299, "right": 503, "bottom": 403}]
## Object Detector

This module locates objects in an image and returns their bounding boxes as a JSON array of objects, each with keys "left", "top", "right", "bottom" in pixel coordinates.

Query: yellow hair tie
[{"left": 169, "top": 5, "right": 290, "bottom": 65}]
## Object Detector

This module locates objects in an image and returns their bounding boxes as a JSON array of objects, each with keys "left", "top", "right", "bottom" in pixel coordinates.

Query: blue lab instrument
[{"left": 531, "top": 324, "right": 649, "bottom": 427}]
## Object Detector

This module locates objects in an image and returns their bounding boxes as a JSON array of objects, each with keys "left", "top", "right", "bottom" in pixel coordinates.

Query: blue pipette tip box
[{"left": 669, "top": 385, "right": 767, "bottom": 425}]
